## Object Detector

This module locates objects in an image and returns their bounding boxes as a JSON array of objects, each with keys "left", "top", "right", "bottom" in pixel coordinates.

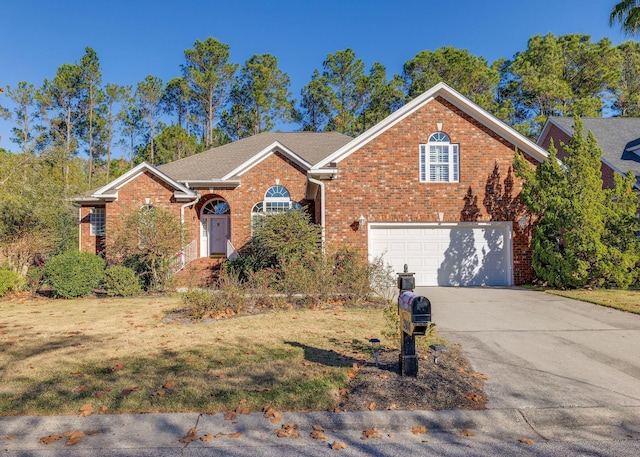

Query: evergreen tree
[{"left": 514, "top": 117, "right": 639, "bottom": 288}]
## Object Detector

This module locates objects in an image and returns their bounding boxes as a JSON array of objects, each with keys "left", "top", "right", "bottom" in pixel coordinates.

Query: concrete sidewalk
[{"left": 2, "top": 407, "right": 640, "bottom": 456}]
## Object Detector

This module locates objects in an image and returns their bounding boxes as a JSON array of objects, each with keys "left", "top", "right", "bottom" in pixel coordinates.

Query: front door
[{"left": 208, "top": 215, "right": 230, "bottom": 255}]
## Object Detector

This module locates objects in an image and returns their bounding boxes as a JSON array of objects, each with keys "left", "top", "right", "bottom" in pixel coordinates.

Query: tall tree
[
  {"left": 135, "top": 75, "right": 163, "bottom": 165},
  {"left": 610, "top": 0, "right": 640, "bottom": 35},
  {"left": 183, "top": 37, "right": 237, "bottom": 148},
  {"left": 104, "top": 83, "right": 130, "bottom": 182},
  {"left": 502, "top": 34, "right": 620, "bottom": 136},
  {"left": 514, "top": 117, "right": 639, "bottom": 288},
  {"left": 138, "top": 124, "right": 200, "bottom": 165},
  {"left": 222, "top": 53, "right": 294, "bottom": 139},
  {"left": 403, "top": 47, "right": 500, "bottom": 112},
  {"left": 79, "top": 47, "right": 104, "bottom": 187},
  {"left": 322, "top": 49, "right": 367, "bottom": 135},
  {"left": 0, "top": 81, "right": 44, "bottom": 154},
  {"left": 613, "top": 41, "right": 640, "bottom": 116},
  {"left": 298, "top": 69, "right": 332, "bottom": 132},
  {"left": 162, "top": 77, "right": 191, "bottom": 131},
  {"left": 358, "top": 62, "right": 405, "bottom": 131},
  {"left": 39, "top": 61, "right": 85, "bottom": 187}
]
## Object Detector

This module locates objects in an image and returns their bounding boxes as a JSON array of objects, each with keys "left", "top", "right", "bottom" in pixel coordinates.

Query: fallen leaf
[
  {"left": 276, "top": 423, "right": 301, "bottom": 439},
  {"left": 163, "top": 381, "right": 176, "bottom": 389},
  {"left": 331, "top": 440, "right": 347, "bottom": 450},
  {"left": 179, "top": 427, "right": 198, "bottom": 444},
  {"left": 228, "top": 432, "right": 242, "bottom": 439},
  {"left": 310, "top": 430, "right": 326, "bottom": 440},
  {"left": 100, "top": 406, "right": 108, "bottom": 412},
  {"left": 85, "top": 430, "right": 101, "bottom": 436},
  {"left": 121, "top": 386, "right": 140, "bottom": 396},
  {"left": 200, "top": 434, "right": 213, "bottom": 442},
  {"left": 347, "top": 370, "right": 357, "bottom": 379},
  {"left": 72, "top": 385, "right": 87, "bottom": 393},
  {"left": 367, "top": 402, "right": 376, "bottom": 411},
  {"left": 5, "top": 435, "right": 15, "bottom": 440},
  {"left": 39, "top": 435, "right": 61, "bottom": 445},
  {"left": 412, "top": 426, "right": 429, "bottom": 435},
  {"left": 465, "top": 394, "right": 479, "bottom": 402},
  {"left": 78, "top": 404, "right": 93, "bottom": 417},
  {"left": 223, "top": 411, "right": 238, "bottom": 421},
  {"left": 312, "top": 425, "right": 325, "bottom": 432},
  {"left": 378, "top": 373, "right": 388, "bottom": 379},
  {"left": 461, "top": 429, "right": 475, "bottom": 437},
  {"left": 387, "top": 404, "right": 398, "bottom": 410},
  {"left": 362, "top": 428, "right": 383, "bottom": 440},
  {"left": 64, "top": 430, "right": 83, "bottom": 446},
  {"left": 519, "top": 438, "right": 534, "bottom": 445}
]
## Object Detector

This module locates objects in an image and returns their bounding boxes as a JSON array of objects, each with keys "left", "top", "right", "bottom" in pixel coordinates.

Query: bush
[
  {"left": 226, "top": 251, "right": 273, "bottom": 282},
  {"left": 0, "top": 269, "right": 26, "bottom": 297},
  {"left": 102, "top": 266, "right": 142, "bottom": 297},
  {"left": 44, "top": 251, "right": 105, "bottom": 298},
  {"left": 181, "top": 288, "right": 216, "bottom": 319}
]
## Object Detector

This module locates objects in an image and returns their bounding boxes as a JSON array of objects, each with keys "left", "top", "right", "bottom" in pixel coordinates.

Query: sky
[{"left": 0, "top": 0, "right": 632, "bottom": 155}]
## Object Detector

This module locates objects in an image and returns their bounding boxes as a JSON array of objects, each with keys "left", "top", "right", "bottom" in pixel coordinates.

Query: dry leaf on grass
[
  {"left": 412, "top": 426, "right": 429, "bottom": 435},
  {"left": 367, "top": 402, "right": 376, "bottom": 411},
  {"left": 361, "top": 428, "right": 383, "bottom": 440},
  {"left": 163, "top": 381, "right": 177, "bottom": 389},
  {"left": 5, "top": 435, "right": 15, "bottom": 440},
  {"left": 121, "top": 386, "right": 140, "bottom": 396},
  {"left": 387, "top": 404, "right": 398, "bottom": 410},
  {"left": 78, "top": 403, "right": 94, "bottom": 417},
  {"left": 331, "top": 440, "right": 347, "bottom": 450},
  {"left": 519, "top": 438, "right": 534, "bottom": 445},
  {"left": 223, "top": 411, "right": 238, "bottom": 421},
  {"left": 461, "top": 429, "right": 475, "bottom": 437},
  {"left": 465, "top": 393, "right": 479, "bottom": 402}
]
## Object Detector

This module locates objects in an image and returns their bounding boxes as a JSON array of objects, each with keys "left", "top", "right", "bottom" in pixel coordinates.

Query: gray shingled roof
[
  {"left": 158, "top": 132, "right": 352, "bottom": 182},
  {"left": 548, "top": 117, "right": 640, "bottom": 185}
]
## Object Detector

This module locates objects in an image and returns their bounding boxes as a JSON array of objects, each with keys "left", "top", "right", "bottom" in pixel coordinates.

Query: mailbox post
[{"left": 397, "top": 266, "right": 431, "bottom": 377}]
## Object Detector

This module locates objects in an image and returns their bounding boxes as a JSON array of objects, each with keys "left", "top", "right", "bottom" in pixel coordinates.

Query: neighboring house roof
[
  {"left": 539, "top": 117, "right": 640, "bottom": 187},
  {"left": 158, "top": 132, "right": 352, "bottom": 183},
  {"left": 312, "top": 82, "right": 549, "bottom": 172}
]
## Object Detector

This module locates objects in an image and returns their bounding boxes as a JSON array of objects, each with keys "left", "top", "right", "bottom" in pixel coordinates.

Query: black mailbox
[{"left": 398, "top": 292, "right": 431, "bottom": 336}]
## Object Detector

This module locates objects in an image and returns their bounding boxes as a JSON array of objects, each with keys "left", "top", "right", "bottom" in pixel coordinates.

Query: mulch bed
[{"left": 339, "top": 344, "right": 487, "bottom": 411}]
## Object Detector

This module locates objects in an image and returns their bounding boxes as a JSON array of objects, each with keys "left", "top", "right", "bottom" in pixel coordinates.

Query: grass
[
  {"left": 544, "top": 288, "right": 640, "bottom": 314},
  {"left": 0, "top": 294, "right": 411, "bottom": 416}
]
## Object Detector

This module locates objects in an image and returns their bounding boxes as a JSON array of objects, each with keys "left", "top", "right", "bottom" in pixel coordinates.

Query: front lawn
[
  {"left": 544, "top": 288, "right": 640, "bottom": 314},
  {"left": 0, "top": 294, "right": 396, "bottom": 416}
]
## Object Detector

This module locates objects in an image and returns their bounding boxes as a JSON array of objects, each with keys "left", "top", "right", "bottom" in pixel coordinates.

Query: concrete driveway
[{"left": 416, "top": 287, "right": 640, "bottom": 410}]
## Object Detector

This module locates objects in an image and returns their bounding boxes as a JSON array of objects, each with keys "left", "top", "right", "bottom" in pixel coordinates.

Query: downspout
[
  {"left": 308, "top": 176, "right": 326, "bottom": 252},
  {"left": 77, "top": 206, "right": 82, "bottom": 251}
]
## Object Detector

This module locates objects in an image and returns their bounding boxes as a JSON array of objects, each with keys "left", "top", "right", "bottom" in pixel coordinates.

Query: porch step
[{"left": 173, "top": 257, "right": 225, "bottom": 289}]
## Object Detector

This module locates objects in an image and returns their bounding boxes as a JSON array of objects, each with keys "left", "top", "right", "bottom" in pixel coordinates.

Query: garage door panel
[{"left": 369, "top": 224, "right": 512, "bottom": 287}]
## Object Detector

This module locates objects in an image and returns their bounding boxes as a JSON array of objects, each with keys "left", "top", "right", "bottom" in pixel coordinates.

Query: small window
[
  {"left": 251, "top": 186, "right": 302, "bottom": 232},
  {"left": 420, "top": 132, "right": 459, "bottom": 182},
  {"left": 90, "top": 207, "right": 105, "bottom": 236},
  {"left": 202, "top": 199, "right": 230, "bottom": 215}
]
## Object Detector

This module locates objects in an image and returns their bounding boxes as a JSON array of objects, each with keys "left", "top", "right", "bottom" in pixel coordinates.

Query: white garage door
[{"left": 369, "top": 223, "right": 512, "bottom": 286}]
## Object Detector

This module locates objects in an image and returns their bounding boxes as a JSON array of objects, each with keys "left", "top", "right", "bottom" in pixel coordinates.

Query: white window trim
[
  {"left": 420, "top": 134, "right": 459, "bottom": 183},
  {"left": 90, "top": 207, "right": 105, "bottom": 236}
]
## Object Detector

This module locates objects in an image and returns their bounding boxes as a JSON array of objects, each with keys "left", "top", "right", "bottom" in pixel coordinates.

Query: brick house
[
  {"left": 537, "top": 117, "right": 640, "bottom": 191},
  {"left": 75, "top": 83, "right": 549, "bottom": 286}
]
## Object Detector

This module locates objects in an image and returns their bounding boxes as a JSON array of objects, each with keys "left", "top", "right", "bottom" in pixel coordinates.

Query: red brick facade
[
  {"left": 322, "top": 96, "right": 534, "bottom": 284},
  {"left": 78, "top": 89, "right": 543, "bottom": 285}
]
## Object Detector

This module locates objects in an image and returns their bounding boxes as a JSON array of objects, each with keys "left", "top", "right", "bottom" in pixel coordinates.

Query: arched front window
[
  {"left": 202, "top": 199, "right": 230, "bottom": 215},
  {"left": 251, "top": 186, "right": 302, "bottom": 231},
  {"left": 420, "top": 132, "right": 459, "bottom": 182}
]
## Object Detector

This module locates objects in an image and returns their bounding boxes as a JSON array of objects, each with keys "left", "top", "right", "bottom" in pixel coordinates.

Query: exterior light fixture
[
  {"left": 436, "top": 212, "right": 444, "bottom": 223},
  {"left": 518, "top": 215, "right": 528, "bottom": 229},
  {"left": 144, "top": 197, "right": 151, "bottom": 205},
  {"left": 358, "top": 215, "right": 366, "bottom": 228},
  {"left": 369, "top": 338, "right": 381, "bottom": 367},
  {"left": 429, "top": 344, "right": 446, "bottom": 364}
]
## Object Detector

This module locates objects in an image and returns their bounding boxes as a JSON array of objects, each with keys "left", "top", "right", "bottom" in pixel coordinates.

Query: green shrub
[
  {"left": 181, "top": 288, "right": 216, "bottom": 319},
  {"left": 44, "top": 251, "right": 105, "bottom": 298},
  {"left": 102, "top": 266, "right": 142, "bottom": 297},
  {"left": 226, "top": 251, "right": 273, "bottom": 282},
  {"left": 0, "top": 269, "right": 26, "bottom": 297}
]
